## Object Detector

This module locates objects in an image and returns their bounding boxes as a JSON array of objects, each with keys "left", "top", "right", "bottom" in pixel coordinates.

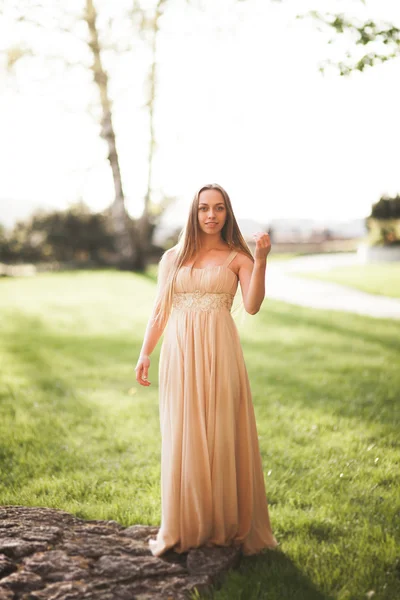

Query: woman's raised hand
[
  {"left": 253, "top": 232, "right": 271, "bottom": 261},
  {"left": 135, "top": 354, "right": 151, "bottom": 386}
]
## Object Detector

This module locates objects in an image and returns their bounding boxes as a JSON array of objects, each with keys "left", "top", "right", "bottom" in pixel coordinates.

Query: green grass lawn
[
  {"left": 0, "top": 270, "right": 399, "bottom": 600},
  {"left": 293, "top": 263, "right": 400, "bottom": 299}
]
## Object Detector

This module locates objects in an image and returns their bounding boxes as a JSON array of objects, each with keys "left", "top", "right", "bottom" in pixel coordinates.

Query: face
[{"left": 197, "top": 189, "right": 227, "bottom": 235}]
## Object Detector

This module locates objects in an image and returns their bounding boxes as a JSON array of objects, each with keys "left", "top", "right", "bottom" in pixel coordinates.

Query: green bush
[
  {"left": 0, "top": 203, "right": 117, "bottom": 265},
  {"left": 367, "top": 194, "right": 400, "bottom": 245}
]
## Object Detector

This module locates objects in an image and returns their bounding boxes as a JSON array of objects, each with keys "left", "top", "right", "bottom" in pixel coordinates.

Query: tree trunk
[
  {"left": 85, "top": 0, "right": 138, "bottom": 269},
  {"left": 138, "top": 0, "right": 167, "bottom": 264}
]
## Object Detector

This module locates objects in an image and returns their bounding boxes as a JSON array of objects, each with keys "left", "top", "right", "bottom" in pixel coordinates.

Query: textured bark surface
[{"left": 0, "top": 506, "right": 241, "bottom": 600}]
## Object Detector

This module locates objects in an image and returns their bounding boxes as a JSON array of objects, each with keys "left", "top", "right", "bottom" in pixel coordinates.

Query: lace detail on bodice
[{"left": 172, "top": 291, "right": 234, "bottom": 312}]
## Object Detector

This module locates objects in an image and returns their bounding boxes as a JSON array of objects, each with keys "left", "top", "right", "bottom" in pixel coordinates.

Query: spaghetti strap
[{"left": 222, "top": 250, "right": 238, "bottom": 268}]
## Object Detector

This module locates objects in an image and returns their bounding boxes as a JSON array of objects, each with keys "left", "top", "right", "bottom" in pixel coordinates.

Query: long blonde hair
[{"left": 153, "top": 183, "right": 254, "bottom": 325}]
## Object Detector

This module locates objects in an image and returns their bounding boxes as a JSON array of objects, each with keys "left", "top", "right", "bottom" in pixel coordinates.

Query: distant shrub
[
  {"left": 370, "top": 194, "right": 400, "bottom": 220},
  {"left": 367, "top": 194, "right": 400, "bottom": 246},
  {"left": 0, "top": 202, "right": 118, "bottom": 265}
]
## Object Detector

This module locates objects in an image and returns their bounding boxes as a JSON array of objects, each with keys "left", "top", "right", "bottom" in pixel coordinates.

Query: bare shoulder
[
  {"left": 234, "top": 250, "right": 254, "bottom": 271},
  {"left": 161, "top": 246, "right": 178, "bottom": 265}
]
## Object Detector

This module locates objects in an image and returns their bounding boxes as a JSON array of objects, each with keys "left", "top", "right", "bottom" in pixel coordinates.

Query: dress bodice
[
  {"left": 172, "top": 251, "right": 239, "bottom": 313},
  {"left": 174, "top": 265, "right": 238, "bottom": 295}
]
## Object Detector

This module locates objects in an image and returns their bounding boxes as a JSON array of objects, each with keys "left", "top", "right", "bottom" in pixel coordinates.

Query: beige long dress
[{"left": 148, "top": 250, "right": 278, "bottom": 556}]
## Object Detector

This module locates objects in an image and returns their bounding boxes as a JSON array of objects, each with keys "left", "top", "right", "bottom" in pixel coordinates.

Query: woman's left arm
[{"left": 238, "top": 232, "right": 271, "bottom": 315}]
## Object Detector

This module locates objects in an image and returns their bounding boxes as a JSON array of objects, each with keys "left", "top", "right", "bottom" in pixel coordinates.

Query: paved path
[{"left": 265, "top": 253, "right": 400, "bottom": 320}]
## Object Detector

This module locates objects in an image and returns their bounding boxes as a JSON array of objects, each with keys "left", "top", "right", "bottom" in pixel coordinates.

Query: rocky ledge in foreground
[{"left": 0, "top": 506, "right": 242, "bottom": 600}]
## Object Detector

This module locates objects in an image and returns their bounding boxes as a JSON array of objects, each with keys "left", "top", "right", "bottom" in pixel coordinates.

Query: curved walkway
[{"left": 266, "top": 253, "right": 400, "bottom": 320}]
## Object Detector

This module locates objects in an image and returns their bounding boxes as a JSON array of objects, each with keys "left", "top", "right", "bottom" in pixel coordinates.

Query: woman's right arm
[{"left": 135, "top": 250, "right": 174, "bottom": 387}]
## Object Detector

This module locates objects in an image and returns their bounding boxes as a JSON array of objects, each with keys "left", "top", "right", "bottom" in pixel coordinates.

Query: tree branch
[{"left": 304, "top": 11, "right": 400, "bottom": 74}]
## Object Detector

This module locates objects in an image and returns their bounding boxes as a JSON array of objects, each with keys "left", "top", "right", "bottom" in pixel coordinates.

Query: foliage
[
  {"left": 305, "top": 10, "right": 400, "bottom": 75},
  {"left": 370, "top": 194, "right": 400, "bottom": 220},
  {"left": 0, "top": 202, "right": 117, "bottom": 265},
  {"left": 366, "top": 195, "right": 400, "bottom": 246}
]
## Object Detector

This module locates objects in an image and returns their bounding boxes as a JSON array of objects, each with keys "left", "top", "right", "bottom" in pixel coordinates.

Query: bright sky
[{"left": 0, "top": 0, "right": 399, "bottom": 228}]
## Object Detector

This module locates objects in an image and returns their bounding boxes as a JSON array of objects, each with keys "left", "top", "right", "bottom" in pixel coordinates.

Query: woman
[{"left": 135, "top": 183, "right": 278, "bottom": 557}]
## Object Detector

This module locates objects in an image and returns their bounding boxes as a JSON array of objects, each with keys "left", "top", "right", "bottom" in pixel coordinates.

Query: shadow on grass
[
  {"left": 0, "top": 309, "right": 158, "bottom": 489},
  {"left": 243, "top": 306, "right": 400, "bottom": 429},
  {"left": 2, "top": 308, "right": 150, "bottom": 381},
  {"left": 239, "top": 549, "right": 334, "bottom": 600},
  {"left": 195, "top": 548, "right": 334, "bottom": 600},
  {"left": 261, "top": 301, "right": 400, "bottom": 353},
  {"left": 246, "top": 343, "right": 399, "bottom": 430}
]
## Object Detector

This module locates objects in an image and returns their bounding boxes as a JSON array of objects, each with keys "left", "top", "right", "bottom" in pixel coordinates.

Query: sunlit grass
[
  {"left": 0, "top": 270, "right": 399, "bottom": 600},
  {"left": 293, "top": 263, "right": 400, "bottom": 298},
  {"left": 268, "top": 252, "right": 303, "bottom": 261}
]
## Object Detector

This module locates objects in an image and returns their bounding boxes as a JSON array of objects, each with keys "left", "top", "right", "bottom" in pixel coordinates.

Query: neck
[{"left": 198, "top": 232, "right": 225, "bottom": 251}]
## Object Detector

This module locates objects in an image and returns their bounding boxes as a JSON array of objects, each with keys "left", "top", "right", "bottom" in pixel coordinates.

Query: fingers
[
  {"left": 135, "top": 363, "right": 151, "bottom": 387},
  {"left": 252, "top": 232, "right": 271, "bottom": 247},
  {"left": 253, "top": 232, "right": 272, "bottom": 259}
]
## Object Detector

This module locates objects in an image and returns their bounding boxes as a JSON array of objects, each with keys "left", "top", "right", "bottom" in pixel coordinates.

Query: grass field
[
  {"left": 0, "top": 270, "right": 399, "bottom": 600},
  {"left": 293, "top": 263, "right": 400, "bottom": 299}
]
